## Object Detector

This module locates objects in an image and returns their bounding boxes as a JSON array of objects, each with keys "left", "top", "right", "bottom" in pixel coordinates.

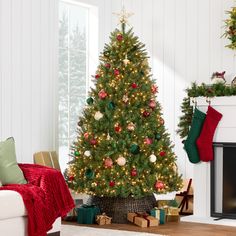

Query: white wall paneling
[
  {"left": 0, "top": 0, "right": 59, "bottom": 163},
  {"left": 1, "top": 0, "right": 236, "bottom": 177}
]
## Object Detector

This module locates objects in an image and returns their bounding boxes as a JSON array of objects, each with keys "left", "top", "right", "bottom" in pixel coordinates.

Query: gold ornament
[
  {"left": 122, "top": 94, "right": 129, "bottom": 103},
  {"left": 127, "top": 122, "right": 135, "bottom": 131},
  {"left": 91, "top": 182, "right": 97, "bottom": 187},
  {"left": 123, "top": 55, "right": 130, "bottom": 66}
]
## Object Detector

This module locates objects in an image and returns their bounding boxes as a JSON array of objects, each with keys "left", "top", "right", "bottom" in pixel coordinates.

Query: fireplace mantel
[{"left": 181, "top": 96, "right": 236, "bottom": 226}]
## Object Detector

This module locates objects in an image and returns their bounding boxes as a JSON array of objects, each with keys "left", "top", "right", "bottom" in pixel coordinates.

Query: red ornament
[
  {"left": 155, "top": 180, "right": 164, "bottom": 190},
  {"left": 131, "top": 168, "right": 137, "bottom": 177},
  {"left": 109, "top": 181, "right": 115, "bottom": 187},
  {"left": 114, "top": 69, "right": 120, "bottom": 76},
  {"left": 69, "top": 176, "right": 75, "bottom": 181},
  {"left": 105, "top": 63, "right": 111, "bottom": 68},
  {"left": 149, "top": 99, "right": 156, "bottom": 109},
  {"left": 104, "top": 158, "right": 113, "bottom": 168},
  {"left": 95, "top": 74, "right": 100, "bottom": 79},
  {"left": 84, "top": 132, "right": 89, "bottom": 139},
  {"left": 114, "top": 123, "right": 122, "bottom": 133},
  {"left": 151, "top": 85, "right": 158, "bottom": 93},
  {"left": 116, "top": 34, "right": 123, "bottom": 41},
  {"left": 90, "top": 138, "right": 98, "bottom": 145},
  {"left": 144, "top": 138, "right": 153, "bottom": 145},
  {"left": 159, "top": 117, "right": 165, "bottom": 125},
  {"left": 98, "top": 89, "right": 108, "bottom": 99},
  {"left": 143, "top": 110, "right": 150, "bottom": 117},
  {"left": 159, "top": 151, "right": 166, "bottom": 157},
  {"left": 131, "top": 83, "right": 138, "bottom": 89}
]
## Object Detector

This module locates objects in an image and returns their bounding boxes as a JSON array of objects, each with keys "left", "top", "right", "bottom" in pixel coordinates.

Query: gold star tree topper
[{"left": 113, "top": 6, "right": 134, "bottom": 25}]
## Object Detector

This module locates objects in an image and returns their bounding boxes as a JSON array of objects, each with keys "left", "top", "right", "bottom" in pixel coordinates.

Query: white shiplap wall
[
  {"left": 0, "top": 0, "right": 236, "bottom": 178},
  {"left": 0, "top": 0, "right": 58, "bottom": 163}
]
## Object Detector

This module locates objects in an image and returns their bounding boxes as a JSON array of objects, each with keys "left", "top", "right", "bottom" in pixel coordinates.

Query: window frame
[{"left": 58, "top": 0, "right": 98, "bottom": 171}]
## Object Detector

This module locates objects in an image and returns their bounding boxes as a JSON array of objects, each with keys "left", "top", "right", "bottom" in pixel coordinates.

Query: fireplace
[
  {"left": 211, "top": 142, "right": 236, "bottom": 219},
  {"left": 181, "top": 96, "right": 236, "bottom": 226}
]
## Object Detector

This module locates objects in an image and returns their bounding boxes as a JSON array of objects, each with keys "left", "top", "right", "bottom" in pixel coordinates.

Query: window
[{"left": 58, "top": 0, "right": 98, "bottom": 171}]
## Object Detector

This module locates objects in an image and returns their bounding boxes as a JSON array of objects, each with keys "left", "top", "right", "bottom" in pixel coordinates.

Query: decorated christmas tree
[{"left": 66, "top": 9, "right": 182, "bottom": 200}]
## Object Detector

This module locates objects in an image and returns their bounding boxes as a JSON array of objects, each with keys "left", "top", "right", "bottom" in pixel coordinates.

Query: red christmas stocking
[{"left": 196, "top": 106, "right": 222, "bottom": 162}]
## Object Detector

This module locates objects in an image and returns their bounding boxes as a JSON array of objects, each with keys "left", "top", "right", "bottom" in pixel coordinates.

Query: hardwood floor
[{"left": 63, "top": 220, "right": 236, "bottom": 236}]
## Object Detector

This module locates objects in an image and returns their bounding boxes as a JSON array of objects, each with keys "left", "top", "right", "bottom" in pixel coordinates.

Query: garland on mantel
[{"left": 177, "top": 82, "right": 236, "bottom": 142}]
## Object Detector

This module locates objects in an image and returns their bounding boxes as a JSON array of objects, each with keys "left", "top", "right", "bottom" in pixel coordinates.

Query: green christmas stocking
[{"left": 184, "top": 108, "right": 206, "bottom": 163}]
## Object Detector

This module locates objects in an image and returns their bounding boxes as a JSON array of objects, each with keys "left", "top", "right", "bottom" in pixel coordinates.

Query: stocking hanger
[
  {"left": 206, "top": 97, "right": 211, "bottom": 105},
  {"left": 192, "top": 98, "right": 197, "bottom": 107}
]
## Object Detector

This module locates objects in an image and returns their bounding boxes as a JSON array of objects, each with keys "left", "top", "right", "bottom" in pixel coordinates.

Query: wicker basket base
[{"left": 87, "top": 194, "right": 156, "bottom": 224}]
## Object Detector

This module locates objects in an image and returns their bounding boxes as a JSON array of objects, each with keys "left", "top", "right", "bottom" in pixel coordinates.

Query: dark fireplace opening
[{"left": 211, "top": 142, "right": 236, "bottom": 219}]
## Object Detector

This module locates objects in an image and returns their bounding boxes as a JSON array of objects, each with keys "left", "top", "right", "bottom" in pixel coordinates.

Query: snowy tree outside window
[{"left": 59, "top": 1, "right": 90, "bottom": 171}]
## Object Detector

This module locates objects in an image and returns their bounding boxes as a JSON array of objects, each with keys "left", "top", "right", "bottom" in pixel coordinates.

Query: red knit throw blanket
[{"left": 0, "top": 164, "right": 75, "bottom": 236}]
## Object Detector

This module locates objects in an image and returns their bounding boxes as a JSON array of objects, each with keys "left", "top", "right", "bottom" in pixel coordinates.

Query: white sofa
[{"left": 0, "top": 190, "right": 61, "bottom": 236}]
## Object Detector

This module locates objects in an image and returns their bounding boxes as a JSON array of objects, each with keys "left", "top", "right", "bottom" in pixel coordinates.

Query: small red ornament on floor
[
  {"left": 116, "top": 34, "right": 123, "bottom": 41},
  {"left": 131, "top": 168, "right": 137, "bottom": 177},
  {"left": 109, "top": 181, "right": 115, "bottom": 187}
]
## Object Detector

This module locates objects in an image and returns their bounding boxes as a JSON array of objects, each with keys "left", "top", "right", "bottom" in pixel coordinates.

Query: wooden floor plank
[{"left": 63, "top": 221, "right": 236, "bottom": 236}]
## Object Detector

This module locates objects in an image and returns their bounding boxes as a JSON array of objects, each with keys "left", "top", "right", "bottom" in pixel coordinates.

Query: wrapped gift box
[
  {"left": 76, "top": 204, "right": 100, "bottom": 224},
  {"left": 166, "top": 215, "right": 180, "bottom": 222},
  {"left": 96, "top": 213, "right": 112, "bottom": 225},
  {"left": 167, "top": 207, "right": 179, "bottom": 216},
  {"left": 127, "top": 212, "right": 159, "bottom": 227},
  {"left": 150, "top": 208, "right": 165, "bottom": 224},
  {"left": 157, "top": 200, "right": 169, "bottom": 208}
]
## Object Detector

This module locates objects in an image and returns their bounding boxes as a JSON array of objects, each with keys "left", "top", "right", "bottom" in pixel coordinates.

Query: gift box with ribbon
[
  {"left": 127, "top": 212, "right": 159, "bottom": 227},
  {"left": 96, "top": 213, "right": 112, "bottom": 225},
  {"left": 167, "top": 207, "right": 179, "bottom": 216},
  {"left": 150, "top": 207, "right": 165, "bottom": 224},
  {"left": 76, "top": 204, "right": 100, "bottom": 224}
]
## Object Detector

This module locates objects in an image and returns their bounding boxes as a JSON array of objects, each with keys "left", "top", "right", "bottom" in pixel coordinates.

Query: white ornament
[
  {"left": 117, "top": 156, "right": 126, "bottom": 166},
  {"left": 94, "top": 111, "right": 103, "bottom": 120},
  {"left": 149, "top": 154, "right": 157, "bottom": 163},
  {"left": 84, "top": 150, "right": 91, "bottom": 157},
  {"left": 107, "top": 133, "right": 111, "bottom": 140}
]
